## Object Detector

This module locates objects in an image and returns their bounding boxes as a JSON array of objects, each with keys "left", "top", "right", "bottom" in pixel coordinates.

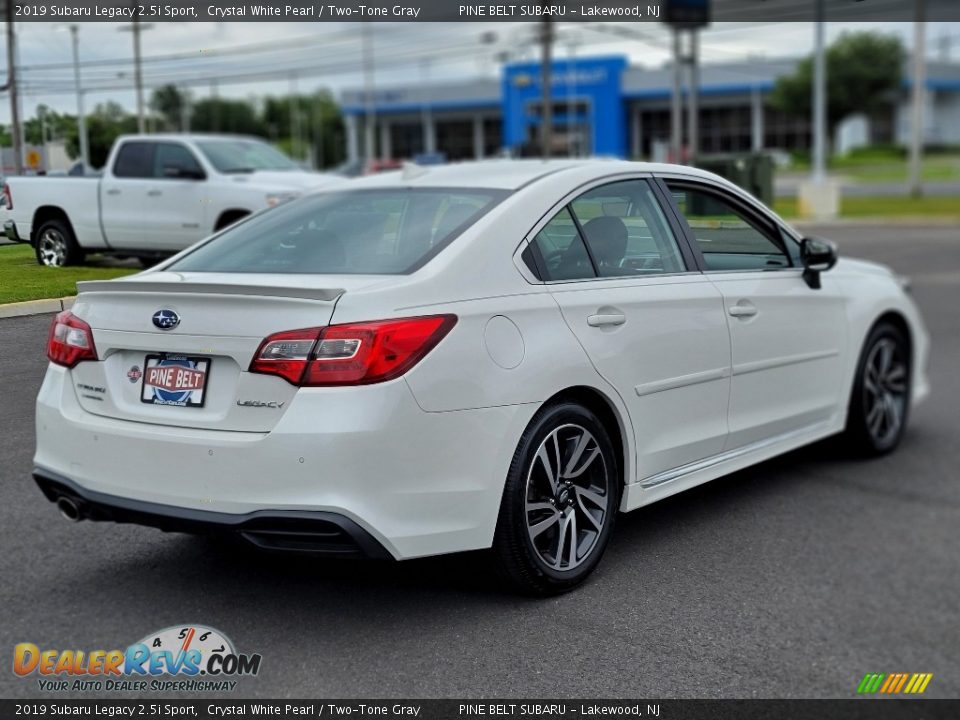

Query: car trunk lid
[{"left": 67, "top": 272, "right": 384, "bottom": 432}]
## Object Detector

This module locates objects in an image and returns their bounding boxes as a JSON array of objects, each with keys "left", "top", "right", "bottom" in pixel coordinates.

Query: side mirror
[{"left": 800, "top": 236, "right": 838, "bottom": 289}]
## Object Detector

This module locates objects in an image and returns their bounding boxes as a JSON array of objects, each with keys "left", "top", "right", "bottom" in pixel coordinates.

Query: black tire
[
  {"left": 34, "top": 218, "right": 84, "bottom": 267},
  {"left": 844, "top": 321, "right": 911, "bottom": 456},
  {"left": 493, "top": 402, "right": 621, "bottom": 595},
  {"left": 137, "top": 256, "right": 163, "bottom": 269}
]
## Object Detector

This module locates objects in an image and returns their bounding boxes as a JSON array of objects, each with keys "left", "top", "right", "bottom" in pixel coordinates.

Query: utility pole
[
  {"left": 362, "top": 23, "right": 376, "bottom": 167},
  {"left": 210, "top": 80, "right": 219, "bottom": 132},
  {"left": 420, "top": 57, "right": 435, "bottom": 155},
  {"left": 5, "top": 11, "right": 23, "bottom": 175},
  {"left": 812, "top": 0, "right": 827, "bottom": 182},
  {"left": 540, "top": 17, "right": 553, "bottom": 159},
  {"left": 670, "top": 29, "right": 683, "bottom": 163},
  {"left": 67, "top": 26, "right": 90, "bottom": 170},
  {"left": 289, "top": 73, "right": 300, "bottom": 162},
  {"left": 686, "top": 29, "right": 699, "bottom": 165},
  {"left": 118, "top": 10, "right": 152, "bottom": 134},
  {"left": 908, "top": 0, "right": 926, "bottom": 198}
]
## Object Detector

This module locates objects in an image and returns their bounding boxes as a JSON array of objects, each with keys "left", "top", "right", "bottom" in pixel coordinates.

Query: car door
[
  {"left": 144, "top": 142, "right": 209, "bottom": 250},
  {"left": 100, "top": 140, "right": 155, "bottom": 249},
  {"left": 525, "top": 177, "right": 732, "bottom": 481},
  {"left": 661, "top": 178, "right": 847, "bottom": 451}
]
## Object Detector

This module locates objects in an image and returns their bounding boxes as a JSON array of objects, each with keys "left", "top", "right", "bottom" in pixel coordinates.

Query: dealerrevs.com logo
[{"left": 13, "top": 625, "right": 262, "bottom": 693}]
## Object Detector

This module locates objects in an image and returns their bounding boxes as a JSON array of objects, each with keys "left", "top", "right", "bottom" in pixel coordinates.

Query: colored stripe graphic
[{"left": 857, "top": 673, "right": 932, "bottom": 694}]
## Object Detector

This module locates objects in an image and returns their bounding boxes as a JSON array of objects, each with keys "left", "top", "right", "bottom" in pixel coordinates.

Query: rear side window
[
  {"left": 570, "top": 180, "right": 686, "bottom": 276},
  {"left": 113, "top": 142, "right": 155, "bottom": 179},
  {"left": 168, "top": 188, "right": 507, "bottom": 275}
]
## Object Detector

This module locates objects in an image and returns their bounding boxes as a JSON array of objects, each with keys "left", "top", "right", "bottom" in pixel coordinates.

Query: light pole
[
  {"left": 812, "top": 0, "right": 827, "bottom": 183},
  {"left": 908, "top": 0, "right": 927, "bottom": 198},
  {"left": 362, "top": 23, "right": 376, "bottom": 167},
  {"left": 59, "top": 25, "right": 90, "bottom": 171}
]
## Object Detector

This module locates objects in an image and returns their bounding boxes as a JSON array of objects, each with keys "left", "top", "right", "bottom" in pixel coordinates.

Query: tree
[
  {"left": 262, "top": 91, "right": 345, "bottom": 167},
  {"left": 150, "top": 84, "right": 190, "bottom": 131},
  {"left": 771, "top": 31, "right": 906, "bottom": 140},
  {"left": 190, "top": 98, "right": 266, "bottom": 136},
  {"left": 64, "top": 102, "right": 138, "bottom": 168}
]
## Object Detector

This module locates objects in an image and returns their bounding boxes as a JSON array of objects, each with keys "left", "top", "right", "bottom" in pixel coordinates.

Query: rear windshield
[{"left": 168, "top": 188, "right": 507, "bottom": 275}]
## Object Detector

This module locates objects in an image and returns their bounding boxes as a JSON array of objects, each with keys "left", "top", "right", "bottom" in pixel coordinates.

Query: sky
[{"left": 1, "top": 20, "right": 956, "bottom": 125}]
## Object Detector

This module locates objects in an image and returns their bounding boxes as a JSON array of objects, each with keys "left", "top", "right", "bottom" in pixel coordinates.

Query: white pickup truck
[{"left": 3, "top": 134, "right": 343, "bottom": 266}]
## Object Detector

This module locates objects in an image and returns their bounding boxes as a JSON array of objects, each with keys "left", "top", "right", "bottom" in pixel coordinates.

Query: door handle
[
  {"left": 147, "top": 190, "right": 163, "bottom": 197},
  {"left": 728, "top": 304, "right": 758, "bottom": 318},
  {"left": 105, "top": 189, "right": 120, "bottom": 196},
  {"left": 587, "top": 313, "right": 626, "bottom": 327}
]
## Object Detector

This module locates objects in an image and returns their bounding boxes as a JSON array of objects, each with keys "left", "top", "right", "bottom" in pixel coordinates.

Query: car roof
[
  {"left": 342, "top": 159, "right": 726, "bottom": 191},
  {"left": 114, "top": 133, "right": 265, "bottom": 144}
]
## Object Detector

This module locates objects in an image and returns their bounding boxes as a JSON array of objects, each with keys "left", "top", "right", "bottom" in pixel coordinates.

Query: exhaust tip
[{"left": 56, "top": 496, "right": 82, "bottom": 522}]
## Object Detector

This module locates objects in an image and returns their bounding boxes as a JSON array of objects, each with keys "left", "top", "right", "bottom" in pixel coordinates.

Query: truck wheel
[{"left": 35, "top": 219, "right": 84, "bottom": 267}]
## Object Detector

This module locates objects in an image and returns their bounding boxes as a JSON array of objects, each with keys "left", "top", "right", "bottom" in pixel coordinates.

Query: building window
[{"left": 436, "top": 120, "right": 475, "bottom": 161}]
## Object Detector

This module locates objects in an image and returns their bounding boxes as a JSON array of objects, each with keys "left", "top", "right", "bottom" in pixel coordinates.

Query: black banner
[
  {"left": 8, "top": 0, "right": 960, "bottom": 23},
  {"left": 1, "top": 700, "right": 959, "bottom": 720}
]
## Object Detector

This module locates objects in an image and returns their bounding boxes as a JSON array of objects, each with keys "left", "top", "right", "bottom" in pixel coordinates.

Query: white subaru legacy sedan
[{"left": 34, "top": 160, "right": 929, "bottom": 594}]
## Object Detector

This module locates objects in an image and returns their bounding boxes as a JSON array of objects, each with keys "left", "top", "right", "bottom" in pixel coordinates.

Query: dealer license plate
[{"left": 140, "top": 354, "right": 211, "bottom": 408}]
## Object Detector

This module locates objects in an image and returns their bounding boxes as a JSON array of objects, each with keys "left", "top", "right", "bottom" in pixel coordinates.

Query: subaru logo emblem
[{"left": 152, "top": 309, "right": 180, "bottom": 330}]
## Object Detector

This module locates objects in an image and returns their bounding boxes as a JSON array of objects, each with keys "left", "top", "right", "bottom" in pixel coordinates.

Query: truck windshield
[
  {"left": 167, "top": 187, "right": 508, "bottom": 275},
  {"left": 196, "top": 139, "right": 299, "bottom": 173}
]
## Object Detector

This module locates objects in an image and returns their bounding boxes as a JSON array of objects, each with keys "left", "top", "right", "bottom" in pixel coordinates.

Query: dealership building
[{"left": 340, "top": 54, "right": 960, "bottom": 162}]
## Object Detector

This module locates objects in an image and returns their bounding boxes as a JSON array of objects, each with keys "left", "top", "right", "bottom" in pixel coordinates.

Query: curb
[{"left": 0, "top": 296, "right": 76, "bottom": 319}]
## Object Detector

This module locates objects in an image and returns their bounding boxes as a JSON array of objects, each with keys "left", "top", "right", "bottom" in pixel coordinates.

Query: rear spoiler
[{"left": 76, "top": 280, "right": 345, "bottom": 302}]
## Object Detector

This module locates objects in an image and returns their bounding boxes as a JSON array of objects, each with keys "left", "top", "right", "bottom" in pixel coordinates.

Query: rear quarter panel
[{"left": 9, "top": 176, "right": 106, "bottom": 250}]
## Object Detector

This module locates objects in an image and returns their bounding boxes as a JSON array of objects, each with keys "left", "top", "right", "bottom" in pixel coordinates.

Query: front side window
[
  {"left": 113, "top": 142, "right": 154, "bottom": 179},
  {"left": 168, "top": 188, "right": 506, "bottom": 275},
  {"left": 667, "top": 183, "right": 790, "bottom": 271},
  {"left": 154, "top": 143, "right": 204, "bottom": 179}
]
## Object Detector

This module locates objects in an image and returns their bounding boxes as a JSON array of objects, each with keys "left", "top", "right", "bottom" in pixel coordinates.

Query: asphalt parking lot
[{"left": 1, "top": 223, "right": 958, "bottom": 700}]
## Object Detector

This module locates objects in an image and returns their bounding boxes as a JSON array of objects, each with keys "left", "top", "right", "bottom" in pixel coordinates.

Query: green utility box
[{"left": 695, "top": 154, "right": 775, "bottom": 206}]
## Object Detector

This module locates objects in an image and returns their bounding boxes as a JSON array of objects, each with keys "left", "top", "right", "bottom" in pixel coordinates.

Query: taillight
[
  {"left": 249, "top": 315, "right": 456, "bottom": 387},
  {"left": 3, "top": 183, "right": 12, "bottom": 210},
  {"left": 47, "top": 310, "right": 97, "bottom": 368}
]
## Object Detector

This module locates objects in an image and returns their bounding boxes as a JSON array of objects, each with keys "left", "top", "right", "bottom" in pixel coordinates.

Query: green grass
[
  {"left": 787, "top": 153, "right": 960, "bottom": 184},
  {"left": 0, "top": 244, "right": 139, "bottom": 304},
  {"left": 775, "top": 195, "right": 960, "bottom": 220}
]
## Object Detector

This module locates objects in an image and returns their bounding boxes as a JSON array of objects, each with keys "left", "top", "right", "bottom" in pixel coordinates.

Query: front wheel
[
  {"left": 35, "top": 219, "right": 83, "bottom": 267},
  {"left": 845, "top": 322, "right": 911, "bottom": 456},
  {"left": 493, "top": 402, "right": 621, "bottom": 595}
]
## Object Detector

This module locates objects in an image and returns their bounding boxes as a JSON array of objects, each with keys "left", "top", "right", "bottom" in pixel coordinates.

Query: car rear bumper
[
  {"left": 4, "top": 219, "right": 25, "bottom": 243},
  {"left": 35, "top": 364, "right": 536, "bottom": 560},
  {"left": 34, "top": 469, "right": 392, "bottom": 558}
]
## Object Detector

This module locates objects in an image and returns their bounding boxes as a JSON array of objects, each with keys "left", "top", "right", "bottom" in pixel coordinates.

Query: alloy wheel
[
  {"left": 524, "top": 423, "right": 611, "bottom": 571},
  {"left": 38, "top": 229, "right": 68, "bottom": 267},
  {"left": 862, "top": 337, "right": 908, "bottom": 447}
]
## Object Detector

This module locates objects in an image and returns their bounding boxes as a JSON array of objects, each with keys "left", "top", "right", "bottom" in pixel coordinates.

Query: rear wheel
[
  {"left": 845, "top": 322, "right": 911, "bottom": 455},
  {"left": 493, "top": 402, "right": 620, "bottom": 595},
  {"left": 35, "top": 218, "right": 83, "bottom": 267}
]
